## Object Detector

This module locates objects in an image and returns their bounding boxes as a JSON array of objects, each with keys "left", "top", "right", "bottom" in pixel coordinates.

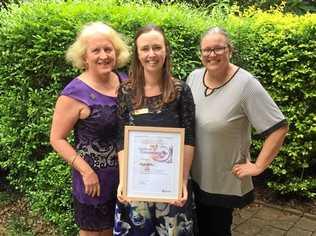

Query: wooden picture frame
[{"left": 122, "top": 126, "right": 184, "bottom": 202}]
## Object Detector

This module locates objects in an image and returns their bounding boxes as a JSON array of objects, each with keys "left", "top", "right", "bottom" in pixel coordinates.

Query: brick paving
[{"left": 232, "top": 201, "right": 316, "bottom": 236}]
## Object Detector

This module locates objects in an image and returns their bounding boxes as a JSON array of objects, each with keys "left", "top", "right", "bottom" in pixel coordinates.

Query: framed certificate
[{"left": 122, "top": 126, "right": 184, "bottom": 202}]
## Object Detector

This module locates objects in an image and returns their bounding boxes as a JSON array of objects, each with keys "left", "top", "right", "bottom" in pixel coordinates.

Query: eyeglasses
[{"left": 201, "top": 46, "right": 227, "bottom": 56}]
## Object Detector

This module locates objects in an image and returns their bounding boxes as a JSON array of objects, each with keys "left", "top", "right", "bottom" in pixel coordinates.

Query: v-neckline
[{"left": 202, "top": 67, "right": 240, "bottom": 96}]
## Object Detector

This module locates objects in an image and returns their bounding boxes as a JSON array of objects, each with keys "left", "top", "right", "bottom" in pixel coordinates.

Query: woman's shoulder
[
  {"left": 173, "top": 78, "right": 189, "bottom": 88},
  {"left": 232, "top": 67, "right": 270, "bottom": 99},
  {"left": 61, "top": 77, "right": 83, "bottom": 95},
  {"left": 186, "top": 67, "right": 205, "bottom": 86},
  {"left": 116, "top": 70, "right": 128, "bottom": 82},
  {"left": 118, "top": 79, "right": 133, "bottom": 95},
  {"left": 59, "top": 77, "right": 97, "bottom": 106},
  {"left": 173, "top": 78, "right": 192, "bottom": 96},
  {"left": 235, "top": 67, "right": 262, "bottom": 88},
  {"left": 237, "top": 67, "right": 255, "bottom": 81},
  {"left": 189, "top": 67, "right": 205, "bottom": 76},
  {"left": 189, "top": 67, "right": 205, "bottom": 78}
]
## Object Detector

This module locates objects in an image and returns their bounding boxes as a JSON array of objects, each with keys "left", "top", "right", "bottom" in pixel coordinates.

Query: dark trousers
[{"left": 196, "top": 202, "right": 233, "bottom": 236}]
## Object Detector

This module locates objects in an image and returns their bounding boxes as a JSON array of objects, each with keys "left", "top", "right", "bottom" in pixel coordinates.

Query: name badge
[{"left": 133, "top": 108, "right": 149, "bottom": 115}]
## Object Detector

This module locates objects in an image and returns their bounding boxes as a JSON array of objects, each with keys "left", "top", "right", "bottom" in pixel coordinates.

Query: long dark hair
[{"left": 128, "top": 24, "right": 175, "bottom": 109}]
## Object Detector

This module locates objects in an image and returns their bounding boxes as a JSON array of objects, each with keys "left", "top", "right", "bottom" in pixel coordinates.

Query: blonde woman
[{"left": 50, "top": 22, "right": 129, "bottom": 236}]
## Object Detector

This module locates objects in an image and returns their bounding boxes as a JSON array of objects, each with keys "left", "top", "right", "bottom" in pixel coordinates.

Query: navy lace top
[{"left": 117, "top": 79, "right": 196, "bottom": 151}]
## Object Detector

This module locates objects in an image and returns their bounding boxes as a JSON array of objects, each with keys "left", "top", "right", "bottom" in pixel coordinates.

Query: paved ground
[{"left": 232, "top": 200, "right": 316, "bottom": 236}]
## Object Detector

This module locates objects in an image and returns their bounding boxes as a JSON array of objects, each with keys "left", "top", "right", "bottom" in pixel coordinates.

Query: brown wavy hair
[{"left": 128, "top": 24, "right": 176, "bottom": 109}]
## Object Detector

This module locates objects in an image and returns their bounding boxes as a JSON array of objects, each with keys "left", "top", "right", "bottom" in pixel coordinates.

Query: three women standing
[
  {"left": 187, "top": 27, "right": 288, "bottom": 235},
  {"left": 51, "top": 21, "right": 288, "bottom": 236},
  {"left": 50, "top": 22, "right": 129, "bottom": 235}
]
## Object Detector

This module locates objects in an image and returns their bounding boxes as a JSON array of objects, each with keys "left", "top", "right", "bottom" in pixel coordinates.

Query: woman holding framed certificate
[{"left": 114, "top": 24, "right": 196, "bottom": 236}]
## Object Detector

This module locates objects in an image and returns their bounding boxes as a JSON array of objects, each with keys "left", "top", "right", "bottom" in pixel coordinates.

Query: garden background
[{"left": 0, "top": 0, "right": 315, "bottom": 234}]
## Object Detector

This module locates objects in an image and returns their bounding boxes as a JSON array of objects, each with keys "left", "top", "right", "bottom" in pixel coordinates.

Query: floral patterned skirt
[{"left": 113, "top": 181, "right": 197, "bottom": 236}]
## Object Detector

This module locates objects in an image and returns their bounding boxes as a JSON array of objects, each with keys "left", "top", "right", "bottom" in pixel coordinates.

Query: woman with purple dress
[{"left": 50, "top": 22, "right": 129, "bottom": 236}]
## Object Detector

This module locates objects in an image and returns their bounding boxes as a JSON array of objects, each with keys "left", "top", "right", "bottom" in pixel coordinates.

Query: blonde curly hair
[{"left": 66, "top": 22, "right": 130, "bottom": 70}]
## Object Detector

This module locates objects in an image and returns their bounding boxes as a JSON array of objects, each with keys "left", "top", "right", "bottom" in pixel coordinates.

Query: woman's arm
[
  {"left": 180, "top": 83, "right": 196, "bottom": 183},
  {"left": 232, "top": 125, "right": 288, "bottom": 178},
  {"left": 172, "top": 144, "right": 194, "bottom": 207},
  {"left": 50, "top": 95, "right": 100, "bottom": 197},
  {"left": 234, "top": 75, "right": 289, "bottom": 178},
  {"left": 173, "top": 82, "right": 196, "bottom": 206},
  {"left": 116, "top": 85, "right": 131, "bottom": 203},
  {"left": 183, "top": 145, "right": 194, "bottom": 184},
  {"left": 116, "top": 150, "right": 128, "bottom": 203}
]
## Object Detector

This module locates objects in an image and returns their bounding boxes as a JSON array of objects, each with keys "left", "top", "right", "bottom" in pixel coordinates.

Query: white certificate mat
[{"left": 123, "top": 126, "right": 184, "bottom": 202}]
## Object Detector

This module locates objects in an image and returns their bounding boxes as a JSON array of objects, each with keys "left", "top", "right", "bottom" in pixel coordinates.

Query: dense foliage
[
  {"left": 2, "top": 0, "right": 316, "bottom": 14},
  {"left": 131, "top": 0, "right": 316, "bottom": 14},
  {"left": 0, "top": 0, "right": 315, "bottom": 233}
]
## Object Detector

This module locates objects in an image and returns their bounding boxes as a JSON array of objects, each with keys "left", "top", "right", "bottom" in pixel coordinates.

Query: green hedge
[
  {"left": 0, "top": 0, "right": 315, "bottom": 234},
  {"left": 230, "top": 10, "right": 316, "bottom": 198}
]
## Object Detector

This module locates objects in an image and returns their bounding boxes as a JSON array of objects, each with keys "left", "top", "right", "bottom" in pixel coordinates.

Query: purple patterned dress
[{"left": 60, "top": 72, "right": 126, "bottom": 231}]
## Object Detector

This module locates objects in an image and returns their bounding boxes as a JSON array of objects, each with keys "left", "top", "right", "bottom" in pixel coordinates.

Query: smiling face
[
  {"left": 200, "top": 32, "right": 231, "bottom": 73},
  {"left": 136, "top": 30, "right": 166, "bottom": 75},
  {"left": 84, "top": 34, "right": 116, "bottom": 78}
]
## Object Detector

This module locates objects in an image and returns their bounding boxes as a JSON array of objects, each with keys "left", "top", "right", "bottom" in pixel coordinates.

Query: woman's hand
[
  {"left": 232, "top": 159, "right": 262, "bottom": 178},
  {"left": 117, "top": 183, "right": 129, "bottom": 204},
  {"left": 171, "top": 181, "right": 188, "bottom": 207},
  {"left": 82, "top": 169, "right": 100, "bottom": 198}
]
